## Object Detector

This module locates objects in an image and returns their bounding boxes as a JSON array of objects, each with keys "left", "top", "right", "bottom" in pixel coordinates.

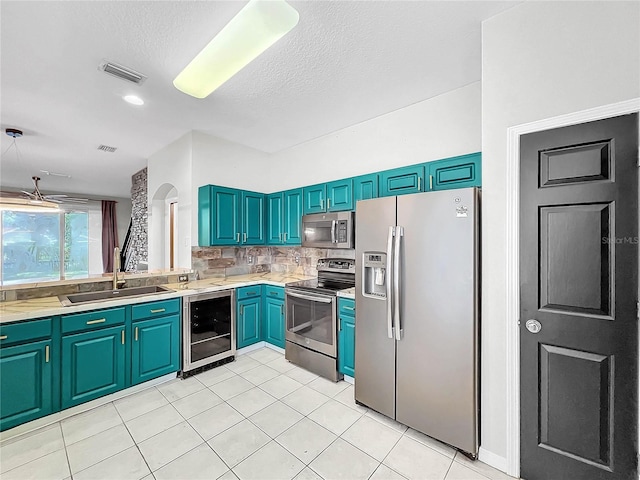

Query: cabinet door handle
[
  {"left": 0, "top": 335, "right": 7, "bottom": 340},
  {"left": 270, "top": 292, "right": 278, "bottom": 296},
  {"left": 279, "top": 232, "right": 283, "bottom": 242},
  {"left": 240, "top": 305, "right": 244, "bottom": 315},
  {"left": 418, "top": 177, "right": 421, "bottom": 192},
  {"left": 246, "top": 291, "right": 257, "bottom": 296},
  {"left": 338, "top": 318, "right": 342, "bottom": 331},
  {"left": 327, "top": 198, "right": 331, "bottom": 209},
  {"left": 283, "top": 232, "right": 288, "bottom": 242},
  {"left": 320, "top": 198, "right": 324, "bottom": 209},
  {"left": 45, "top": 345, "right": 50, "bottom": 363},
  {"left": 429, "top": 175, "right": 433, "bottom": 190},
  {"left": 281, "top": 304, "right": 284, "bottom": 315},
  {"left": 243, "top": 233, "right": 247, "bottom": 243},
  {"left": 121, "top": 330, "right": 125, "bottom": 345},
  {"left": 150, "top": 308, "right": 165, "bottom": 314},
  {"left": 236, "top": 233, "right": 240, "bottom": 243},
  {"left": 86, "top": 318, "right": 106, "bottom": 325},
  {"left": 343, "top": 306, "right": 355, "bottom": 311},
  {"left": 135, "top": 326, "right": 139, "bottom": 341}
]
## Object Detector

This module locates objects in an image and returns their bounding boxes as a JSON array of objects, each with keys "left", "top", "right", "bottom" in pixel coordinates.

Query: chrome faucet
[{"left": 113, "top": 247, "right": 125, "bottom": 290}]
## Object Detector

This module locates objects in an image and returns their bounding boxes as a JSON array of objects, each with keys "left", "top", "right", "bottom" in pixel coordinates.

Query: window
[{"left": 1, "top": 205, "right": 102, "bottom": 286}]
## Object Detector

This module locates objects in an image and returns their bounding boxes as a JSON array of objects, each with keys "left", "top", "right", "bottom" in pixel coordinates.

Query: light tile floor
[{"left": 0, "top": 347, "right": 516, "bottom": 480}]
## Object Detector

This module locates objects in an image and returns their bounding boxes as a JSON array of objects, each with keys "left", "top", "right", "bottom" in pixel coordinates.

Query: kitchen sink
[{"left": 59, "top": 285, "right": 174, "bottom": 306}]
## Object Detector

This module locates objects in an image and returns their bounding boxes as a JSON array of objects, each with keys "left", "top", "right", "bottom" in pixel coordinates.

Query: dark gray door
[{"left": 520, "top": 113, "right": 639, "bottom": 479}]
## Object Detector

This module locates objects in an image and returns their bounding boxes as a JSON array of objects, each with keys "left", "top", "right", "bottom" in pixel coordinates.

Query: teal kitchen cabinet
[
  {"left": 338, "top": 298, "right": 355, "bottom": 377},
  {"left": 303, "top": 184, "right": 327, "bottom": 215},
  {"left": 267, "top": 189, "right": 302, "bottom": 245},
  {"left": 132, "top": 314, "right": 180, "bottom": 386},
  {"left": 199, "top": 185, "right": 265, "bottom": 246},
  {"left": 428, "top": 152, "right": 481, "bottom": 191},
  {"left": 380, "top": 165, "right": 426, "bottom": 197},
  {"left": 353, "top": 174, "right": 379, "bottom": 203},
  {"left": 0, "top": 339, "right": 54, "bottom": 431},
  {"left": 326, "top": 179, "right": 354, "bottom": 212},
  {"left": 264, "top": 286, "right": 285, "bottom": 348},
  {"left": 199, "top": 185, "right": 241, "bottom": 246},
  {"left": 283, "top": 189, "right": 302, "bottom": 244},
  {"left": 266, "top": 192, "right": 284, "bottom": 244},
  {"left": 241, "top": 191, "right": 266, "bottom": 245},
  {"left": 61, "top": 324, "right": 126, "bottom": 409},
  {"left": 237, "top": 286, "right": 263, "bottom": 349}
]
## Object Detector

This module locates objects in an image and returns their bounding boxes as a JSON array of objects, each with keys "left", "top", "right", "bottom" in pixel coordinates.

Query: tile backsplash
[{"left": 191, "top": 246, "right": 355, "bottom": 279}]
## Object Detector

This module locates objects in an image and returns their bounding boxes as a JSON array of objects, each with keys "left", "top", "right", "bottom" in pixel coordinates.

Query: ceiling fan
[{"left": 0, "top": 176, "right": 88, "bottom": 210}]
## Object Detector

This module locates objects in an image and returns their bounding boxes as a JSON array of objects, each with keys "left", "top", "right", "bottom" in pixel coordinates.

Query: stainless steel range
[{"left": 285, "top": 258, "right": 355, "bottom": 381}]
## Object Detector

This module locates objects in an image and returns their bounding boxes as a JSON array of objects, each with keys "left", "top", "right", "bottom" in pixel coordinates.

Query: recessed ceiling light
[
  {"left": 173, "top": 0, "right": 299, "bottom": 99},
  {"left": 123, "top": 95, "right": 144, "bottom": 106}
]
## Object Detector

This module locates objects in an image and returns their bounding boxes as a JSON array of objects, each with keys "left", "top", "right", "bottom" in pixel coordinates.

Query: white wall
[
  {"left": 481, "top": 0, "right": 640, "bottom": 462},
  {"left": 147, "top": 132, "right": 192, "bottom": 270},
  {"left": 267, "top": 82, "right": 481, "bottom": 191}
]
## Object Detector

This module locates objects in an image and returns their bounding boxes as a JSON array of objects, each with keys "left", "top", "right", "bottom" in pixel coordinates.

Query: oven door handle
[{"left": 286, "top": 290, "right": 334, "bottom": 303}]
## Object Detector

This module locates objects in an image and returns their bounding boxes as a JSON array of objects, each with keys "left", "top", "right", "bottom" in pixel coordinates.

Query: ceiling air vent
[
  {"left": 99, "top": 61, "right": 147, "bottom": 85},
  {"left": 98, "top": 145, "right": 117, "bottom": 153}
]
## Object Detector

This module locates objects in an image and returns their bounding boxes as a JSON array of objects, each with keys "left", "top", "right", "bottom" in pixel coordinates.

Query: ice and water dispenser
[{"left": 362, "top": 252, "right": 387, "bottom": 299}]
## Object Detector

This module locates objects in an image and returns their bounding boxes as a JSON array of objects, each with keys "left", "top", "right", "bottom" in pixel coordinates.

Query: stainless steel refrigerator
[{"left": 355, "top": 187, "right": 479, "bottom": 456}]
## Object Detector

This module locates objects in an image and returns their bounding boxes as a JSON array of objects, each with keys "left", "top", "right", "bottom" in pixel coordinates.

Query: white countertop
[
  {"left": 0, "top": 272, "right": 315, "bottom": 324},
  {"left": 337, "top": 287, "right": 355, "bottom": 299}
]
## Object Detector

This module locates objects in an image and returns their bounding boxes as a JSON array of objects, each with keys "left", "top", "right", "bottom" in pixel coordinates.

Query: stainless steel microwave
[{"left": 302, "top": 212, "right": 355, "bottom": 249}]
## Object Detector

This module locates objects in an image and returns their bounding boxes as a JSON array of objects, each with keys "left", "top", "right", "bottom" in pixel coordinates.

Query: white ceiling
[{"left": 0, "top": 1, "right": 517, "bottom": 198}]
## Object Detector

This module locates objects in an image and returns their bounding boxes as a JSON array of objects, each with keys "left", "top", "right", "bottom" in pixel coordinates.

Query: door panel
[
  {"left": 267, "top": 193, "right": 284, "bottom": 245},
  {"left": 327, "top": 179, "right": 354, "bottom": 212},
  {"left": 520, "top": 113, "right": 638, "bottom": 480},
  {"left": 212, "top": 187, "right": 240, "bottom": 245},
  {"left": 428, "top": 153, "right": 481, "bottom": 191},
  {"left": 354, "top": 174, "right": 379, "bottom": 203},
  {"left": 395, "top": 189, "right": 479, "bottom": 454},
  {"left": 303, "top": 184, "right": 326, "bottom": 215},
  {"left": 354, "top": 196, "right": 397, "bottom": 418},
  {"left": 283, "top": 189, "right": 302, "bottom": 244},
  {"left": 62, "top": 326, "right": 125, "bottom": 409},
  {"left": 338, "top": 315, "right": 355, "bottom": 377},
  {"left": 242, "top": 191, "right": 265, "bottom": 245},
  {"left": 380, "top": 165, "right": 425, "bottom": 196},
  {"left": 237, "top": 298, "right": 261, "bottom": 348},
  {"left": 265, "top": 298, "right": 285, "bottom": 348},
  {"left": 0, "top": 340, "right": 52, "bottom": 431},
  {"left": 132, "top": 315, "right": 180, "bottom": 385}
]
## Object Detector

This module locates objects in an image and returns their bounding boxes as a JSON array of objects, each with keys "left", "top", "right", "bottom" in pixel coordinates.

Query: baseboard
[
  {"left": 265, "top": 343, "right": 285, "bottom": 354},
  {"left": 343, "top": 375, "right": 354, "bottom": 385},
  {"left": 478, "top": 447, "right": 508, "bottom": 474},
  {"left": 236, "top": 342, "right": 266, "bottom": 355}
]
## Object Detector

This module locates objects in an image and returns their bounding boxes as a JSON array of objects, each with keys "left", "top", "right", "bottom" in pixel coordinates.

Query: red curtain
[{"left": 102, "top": 200, "right": 119, "bottom": 273}]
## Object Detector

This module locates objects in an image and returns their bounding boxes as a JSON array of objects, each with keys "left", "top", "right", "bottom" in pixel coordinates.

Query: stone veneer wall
[
  {"left": 126, "top": 168, "right": 148, "bottom": 272},
  {"left": 191, "top": 246, "right": 355, "bottom": 279}
]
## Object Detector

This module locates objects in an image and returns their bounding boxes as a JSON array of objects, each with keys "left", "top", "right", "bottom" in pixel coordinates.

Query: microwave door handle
[
  {"left": 386, "top": 226, "right": 395, "bottom": 339},
  {"left": 286, "top": 290, "right": 334, "bottom": 303},
  {"left": 331, "top": 220, "right": 337, "bottom": 244}
]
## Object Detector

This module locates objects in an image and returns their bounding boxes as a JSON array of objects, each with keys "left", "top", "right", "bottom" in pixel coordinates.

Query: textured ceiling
[{"left": 0, "top": 1, "right": 518, "bottom": 197}]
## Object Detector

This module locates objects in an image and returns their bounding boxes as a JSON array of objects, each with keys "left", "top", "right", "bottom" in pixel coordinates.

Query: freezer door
[
  {"left": 395, "top": 188, "right": 479, "bottom": 455},
  {"left": 355, "top": 196, "right": 397, "bottom": 418}
]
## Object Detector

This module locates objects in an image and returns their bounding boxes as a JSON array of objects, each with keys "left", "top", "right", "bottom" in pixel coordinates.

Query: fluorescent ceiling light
[
  {"left": 123, "top": 95, "right": 144, "bottom": 106},
  {"left": 173, "top": 0, "right": 299, "bottom": 99}
]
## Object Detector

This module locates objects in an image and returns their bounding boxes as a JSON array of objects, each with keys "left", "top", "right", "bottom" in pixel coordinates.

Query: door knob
[{"left": 525, "top": 319, "right": 542, "bottom": 334}]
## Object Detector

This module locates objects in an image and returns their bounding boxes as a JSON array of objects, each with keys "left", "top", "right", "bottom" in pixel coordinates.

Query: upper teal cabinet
[
  {"left": 353, "top": 174, "right": 379, "bottom": 203},
  {"left": 326, "top": 179, "right": 354, "bottom": 212},
  {"left": 303, "top": 184, "right": 326, "bottom": 215},
  {"left": 428, "top": 152, "right": 481, "bottom": 191},
  {"left": 283, "top": 189, "right": 302, "bottom": 244},
  {"left": 266, "top": 189, "right": 302, "bottom": 245},
  {"left": 241, "top": 191, "right": 266, "bottom": 245},
  {"left": 380, "top": 165, "right": 425, "bottom": 197},
  {"left": 198, "top": 185, "right": 265, "bottom": 246}
]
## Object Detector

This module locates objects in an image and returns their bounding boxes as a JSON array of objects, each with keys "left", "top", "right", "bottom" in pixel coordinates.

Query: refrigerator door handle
[
  {"left": 394, "top": 225, "right": 404, "bottom": 340},
  {"left": 386, "top": 226, "right": 395, "bottom": 339}
]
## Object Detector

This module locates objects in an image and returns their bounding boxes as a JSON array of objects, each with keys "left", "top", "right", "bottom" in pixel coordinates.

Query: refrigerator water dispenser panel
[{"left": 363, "top": 252, "right": 387, "bottom": 299}]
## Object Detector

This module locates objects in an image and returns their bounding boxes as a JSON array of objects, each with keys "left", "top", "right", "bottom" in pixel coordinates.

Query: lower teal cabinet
[
  {"left": 0, "top": 339, "right": 53, "bottom": 431},
  {"left": 62, "top": 325, "right": 126, "bottom": 409},
  {"left": 338, "top": 298, "right": 355, "bottom": 377},
  {"left": 428, "top": 153, "right": 481, "bottom": 191},
  {"left": 338, "top": 313, "right": 355, "bottom": 377},
  {"left": 237, "top": 290, "right": 262, "bottom": 349},
  {"left": 132, "top": 315, "right": 180, "bottom": 386},
  {"left": 264, "top": 296, "right": 285, "bottom": 348}
]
